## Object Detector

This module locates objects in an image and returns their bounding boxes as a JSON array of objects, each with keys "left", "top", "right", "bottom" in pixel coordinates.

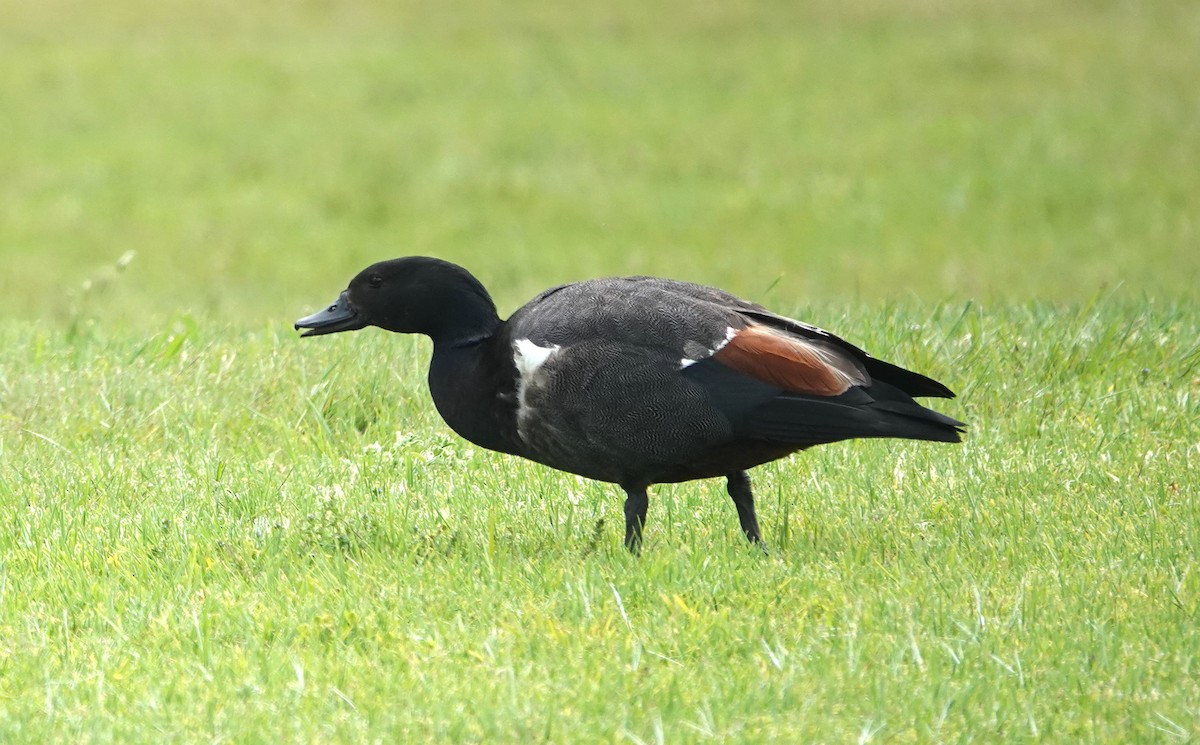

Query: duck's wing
[
  {"left": 678, "top": 313, "right": 964, "bottom": 445},
  {"left": 732, "top": 307, "right": 957, "bottom": 399},
  {"left": 620, "top": 277, "right": 956, "bottom": 399},
  {"left": 610, "top": 279, "right": 965, "bottom": 445}
]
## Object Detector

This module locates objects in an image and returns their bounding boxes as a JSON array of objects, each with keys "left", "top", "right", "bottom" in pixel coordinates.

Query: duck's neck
[
  {"left": 425, "top": 281, "right": 502, "bottom": 348},
  {"left": 427, "top": 329, "right": 523, "bottom": 457}
]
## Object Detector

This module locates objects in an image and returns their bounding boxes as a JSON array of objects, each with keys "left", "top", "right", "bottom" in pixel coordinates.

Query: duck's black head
[{"left": 295, "top": 257, "right": 500, "bottom": 345}]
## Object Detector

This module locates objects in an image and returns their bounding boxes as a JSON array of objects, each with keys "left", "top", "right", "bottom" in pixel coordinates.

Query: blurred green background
[
  {"left": 4, "top": 0, "right": 1197, "bottom": 327},
  {"left": 4, "top": 4, "right": 1199, "bottom": 740}
]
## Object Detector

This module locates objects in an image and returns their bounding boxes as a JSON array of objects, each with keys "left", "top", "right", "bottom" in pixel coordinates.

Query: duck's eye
[{"left": 368, "top": 274, "right": 383, "bottom": 288}]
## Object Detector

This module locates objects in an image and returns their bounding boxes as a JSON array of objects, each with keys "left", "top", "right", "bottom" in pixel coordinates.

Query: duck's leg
[
  {"left": 726, "top": 471, "right": 764, "bottom": 545},
  {"left": 621, "top": 484, "right": 649, "bottom": 553}
]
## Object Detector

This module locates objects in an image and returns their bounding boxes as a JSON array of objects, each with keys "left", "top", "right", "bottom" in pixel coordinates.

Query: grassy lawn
[{"left": 2, "top": 0, "right": 1199, "bottom": 741}]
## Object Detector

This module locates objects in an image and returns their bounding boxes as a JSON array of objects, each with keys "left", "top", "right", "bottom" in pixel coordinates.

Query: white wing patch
[
  {"left": 677, "top": 326, "right": 739, "bottom": 370},
  {"left": 714, "top": 326, "right": 738, "bottom": 350}
]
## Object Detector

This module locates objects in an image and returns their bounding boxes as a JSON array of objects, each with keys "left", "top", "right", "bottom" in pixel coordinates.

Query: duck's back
[{"left": 507, "top": 277, "right": 752, "bottom": 352}]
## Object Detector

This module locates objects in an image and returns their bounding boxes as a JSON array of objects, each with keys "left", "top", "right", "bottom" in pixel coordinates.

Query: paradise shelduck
[{"left": 296, "top": 257, "right": 964, "bottom": 551}]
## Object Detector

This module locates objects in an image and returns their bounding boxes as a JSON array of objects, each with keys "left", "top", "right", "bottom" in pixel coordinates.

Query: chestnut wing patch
[{"left": 712, "top": 324, "right": 869, "bottom": 396}]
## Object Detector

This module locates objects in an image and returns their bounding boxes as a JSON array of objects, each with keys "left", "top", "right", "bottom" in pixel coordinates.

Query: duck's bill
[{"left": 294, "top": 292, "right": 367, "bottom": 337}]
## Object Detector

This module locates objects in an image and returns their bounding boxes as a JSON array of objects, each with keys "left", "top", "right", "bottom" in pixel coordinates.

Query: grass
[
  {"left": 2, "top": 0, "right": 1199, "bottom": 741},
  {"left": 2, "top": 303, "right": 1198, "bottom": 741}
]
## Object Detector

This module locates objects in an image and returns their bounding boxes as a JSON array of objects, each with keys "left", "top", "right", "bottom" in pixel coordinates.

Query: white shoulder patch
[
  {"left": 513, "top": 339, "right": 562, "bottom": 436},
  {"left": 514, "top": 338, "right": 560, "bottom": 378}
]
